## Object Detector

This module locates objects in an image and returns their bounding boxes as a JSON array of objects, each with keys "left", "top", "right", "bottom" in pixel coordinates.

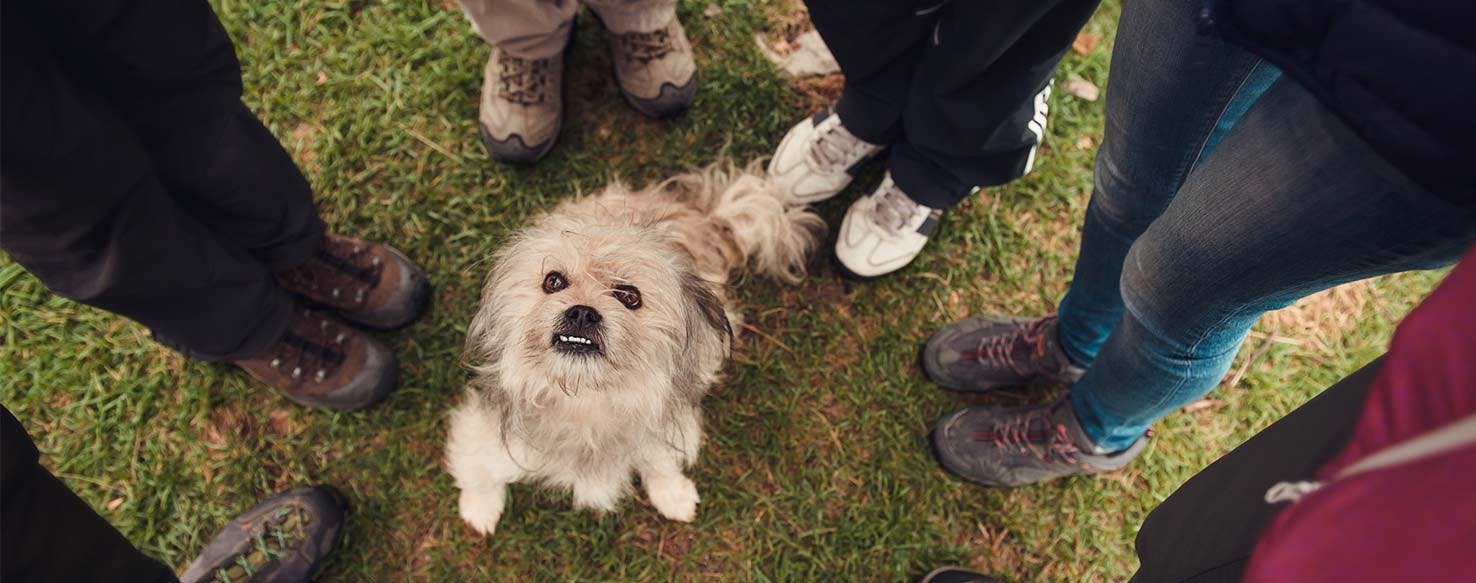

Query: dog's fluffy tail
[{"left": 657, "top": 160, "right": 825, "bottom": 284}]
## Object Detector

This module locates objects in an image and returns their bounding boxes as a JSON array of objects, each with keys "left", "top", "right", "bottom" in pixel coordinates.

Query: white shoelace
[
  {"left": 810, "top": 122, "right": 870, "bottom": 172},
  {"left": 870, "top": 183, "right": 922, "bottom": 235}
]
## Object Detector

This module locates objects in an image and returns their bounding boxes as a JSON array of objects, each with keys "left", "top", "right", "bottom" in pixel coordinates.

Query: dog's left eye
[{"left": 612, "top": 285, "right": 642, "bottom": 310}]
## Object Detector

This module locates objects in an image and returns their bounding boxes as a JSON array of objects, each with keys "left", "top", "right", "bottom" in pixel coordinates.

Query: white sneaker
[
  {"left": 767, "top": 108, "right": 884, "bottom": 205},
  {"left": 835, "top": 172, "right": 942, "bottom": 278}
]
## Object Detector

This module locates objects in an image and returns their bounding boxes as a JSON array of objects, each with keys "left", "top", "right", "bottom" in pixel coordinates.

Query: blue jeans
[{"left": 1055, "top": 0, "right": 1476, "bottom": 450}]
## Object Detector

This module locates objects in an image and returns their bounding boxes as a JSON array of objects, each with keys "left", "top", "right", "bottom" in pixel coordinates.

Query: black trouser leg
[
  {"left": 0, "top": 3, "right": 296, "bottom": 361},
  {"left": 0, "top": 407, "right": 179, "bottom": 583},
  {"left": 22, "top": 0, "right": 327, "bottom": 270},
  {"left": 1129, "top": 361, "right": 1380, "bottom": 583},
  {"left": 817, "top": 0, "right": 933, "bottom": 145},
  {"left": 809, "top": 0, "right": 1100, "bottom": 208}
]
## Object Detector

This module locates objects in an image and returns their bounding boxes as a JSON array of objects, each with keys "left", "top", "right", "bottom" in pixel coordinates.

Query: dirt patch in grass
[{"left": 291, "top": 121, "right": 322, "bottom": 169}]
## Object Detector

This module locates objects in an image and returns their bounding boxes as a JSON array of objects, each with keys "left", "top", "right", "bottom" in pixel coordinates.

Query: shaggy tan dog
[{"left": 446, "top": 163, "right": 822, "bottom": 534}]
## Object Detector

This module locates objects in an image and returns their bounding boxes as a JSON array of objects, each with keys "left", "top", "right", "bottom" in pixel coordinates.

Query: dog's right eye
[{"left": 542, "top": 271, "right": 568, "bottom": 294}]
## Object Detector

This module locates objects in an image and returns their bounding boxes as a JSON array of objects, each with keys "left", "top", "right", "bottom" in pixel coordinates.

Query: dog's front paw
[
  {"left": 646, "top": 475, "right": 700, "bottom": 522},
  {"left": 458, "top": 487, "right": 506, "bottom": 536}
]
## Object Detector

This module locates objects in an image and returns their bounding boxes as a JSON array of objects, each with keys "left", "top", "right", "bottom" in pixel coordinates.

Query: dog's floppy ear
[{"left": 682, "top": 273, "right": 732, "bottom": 343}]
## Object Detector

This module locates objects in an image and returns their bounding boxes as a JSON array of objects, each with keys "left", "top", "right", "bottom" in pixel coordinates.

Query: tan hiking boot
[
  {"left": 276, "top": 233, "right": 431, "bottom": 330},
  {"left": 478, "top": 47, "right": 565, "bottom": 165},
  {"left": 609, "top": 17, "right": 696, "bottom": 118},
  {"left": 235, "top": 309, "right": 397, "bottom": 412}
]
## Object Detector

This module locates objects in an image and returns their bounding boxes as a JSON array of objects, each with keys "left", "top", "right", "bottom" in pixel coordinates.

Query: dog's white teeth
[{"left": 559, "top": 335, "right": 592, "bottom": 345}]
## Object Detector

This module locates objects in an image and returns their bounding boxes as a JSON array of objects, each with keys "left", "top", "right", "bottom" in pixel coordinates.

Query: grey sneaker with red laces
[
  {"left": 929, "top": 399, "right": 1147, "bottom": 488},
  {"left": 921, "top": 314, "right": 1084, "bottom": 393}
]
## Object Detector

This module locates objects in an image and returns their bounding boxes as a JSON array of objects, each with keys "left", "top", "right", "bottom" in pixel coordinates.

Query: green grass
[{"left": 0, "top": 1, "right": 1446, "bottom": 581}]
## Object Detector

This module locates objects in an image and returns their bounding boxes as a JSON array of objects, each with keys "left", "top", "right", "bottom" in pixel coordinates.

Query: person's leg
[
  {"left": 1054, "top": 0, "right": 1279, "bottom": 366},
  {"left": 1129, "top": 361, "right": 1380, "bottom": 583},
  {"left": 461, "top": 0, "right": 578, "bottom": 163},
  {"left": 766, "top": 1, "right": 932, "bottom": 207},
  {"left": 929, "top": 78, "right": 1473, "bottom": 488},
  {"left": 462, "top": 0, "right": 579, "bottom": 60},
  {"left": 20, "top": 0, "right": 325, "bottom": 271},
  {"left": 889, "top": 0, "right": 1100, "bottom": 209},
  {"left": 921, "top": 0, "right": 1281, "bottom": 390},
  {"left": 1, "top": 407, "right": 179, "bottom": 583},
  {"left": 830, "top": 0, "right": 1104, "bottom": 278},
  {"left": 4, "top": 0, "right": 414, "bottom": 411},
  {"left": 2, "top": 406, "right": 346, "bottom": 583},
  {"left": 585, "top": 0, "right": 696, "bottom": 118},
  {"left": 0, "top": 8, "right": 293, "bottom": 361},
  {"left": 806, "top": 0, "right": 935, "bottom": 143},
  {"left": 582, "top": 0, "right": 674, "bottom": 35},
  {"left": 1070, "top": 77, "right": 1476, "bottom": 451}
]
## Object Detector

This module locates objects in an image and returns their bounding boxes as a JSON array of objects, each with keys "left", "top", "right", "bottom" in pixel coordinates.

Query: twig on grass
[
  {"left": 1227, "top": 325, "right": 1279, "bottom": 388},
  {"left": 737, "top": 321, "right": 796, "bottom": 357}
]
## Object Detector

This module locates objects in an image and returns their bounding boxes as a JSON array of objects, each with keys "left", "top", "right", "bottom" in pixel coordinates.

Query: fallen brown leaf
[{"left": 1072, "top": 32, "right": 1102, "bottom": 56}]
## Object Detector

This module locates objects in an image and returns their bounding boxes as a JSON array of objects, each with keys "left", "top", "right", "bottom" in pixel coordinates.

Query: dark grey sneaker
[
  {"left": 930, "top": 399, "right": 1146, "bottom": 488},
  {"left": 179, "top": 486, "right": 346, "bottom": 583},
  {"left": 922, "top": 314, "right": 1084, "bottom": 392},
  {"left": 920, "top": 567, "right": 1004, "bottom": 583}
]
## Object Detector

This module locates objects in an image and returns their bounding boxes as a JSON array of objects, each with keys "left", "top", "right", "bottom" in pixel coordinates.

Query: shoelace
[
  {"left": 267, "top": 311, "right": 349, "bottom": 383},
  {"left": 964, "top": 316, "right": 1056, "bottom": 377},
  {"left": 975, "top": 409, "right": 1085, "bottom": 465},
  {"left": 278, "top": 238, "right": 384, "bottom": 308},
  {"left": 618, "top": 28, "right": 674, "bottom": 63},
  {"left": 869, "top": 182, "right": 924, "bottom": 234},
  {"left": 497, "top": 52, "right": 550, "bottom": 105},
  {"left": 207, "top": 506, "right": 310, "bottom": 583},
  {"left": 809, "top": 120, "right": 871, "bottom": 172}
]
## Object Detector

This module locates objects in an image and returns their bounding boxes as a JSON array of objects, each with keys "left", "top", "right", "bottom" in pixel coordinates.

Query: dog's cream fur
[{"left": 446, "top": 162, "right": 822, "bottom": 534}]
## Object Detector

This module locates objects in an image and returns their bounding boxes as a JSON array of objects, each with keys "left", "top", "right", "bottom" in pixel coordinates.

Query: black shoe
[
  {"left": 920, "top": 567, "right": 1004, "bottom": 583},
  {"left": 922, "top": 314, "right": 1084, "bottom": 392},
  {"left": 179, "top": 486, "right": 346, "bottom": 583},
  {"left": 930, "top": 399, "right": 1146, "bottom": 488}
]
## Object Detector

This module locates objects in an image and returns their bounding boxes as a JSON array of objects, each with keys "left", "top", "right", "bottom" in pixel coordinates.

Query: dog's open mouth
[{"left": 551, "top": 332, "right": 603, "bottom": 356}]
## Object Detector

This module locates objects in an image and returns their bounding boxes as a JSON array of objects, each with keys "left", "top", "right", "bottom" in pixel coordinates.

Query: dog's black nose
[{"left": 564, "top": 305, "right": 602, "bottom": 326}]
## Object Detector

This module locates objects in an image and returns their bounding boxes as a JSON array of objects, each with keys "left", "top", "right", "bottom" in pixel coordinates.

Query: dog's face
[{"left": 468, "top": 212, "right": 730, "bottom": 398}]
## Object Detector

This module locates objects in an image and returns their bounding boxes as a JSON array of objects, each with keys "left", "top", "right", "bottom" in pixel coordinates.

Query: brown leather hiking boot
[
  {"left": 235, "top": 309, "right": 396, "bottom": 412},
  {"left": 276, "top": 233, "right": 431, "bottom": 330},
  {"left": 609, "top": 17, "right": 696, "bottom": 118}
]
